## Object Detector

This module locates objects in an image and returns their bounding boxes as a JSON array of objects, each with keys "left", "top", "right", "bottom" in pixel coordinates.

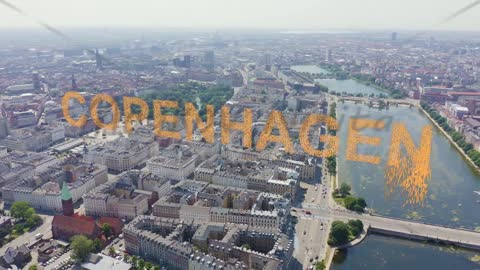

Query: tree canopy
[
  {"left": 315, "top": 260, "right": 326, "bottom": 270},
  {"left": 108, "top": 246, "right": 116, "bottom": 257},
  {"left": 421, "top": 101, "right": 480, "bottom": 168},
  {"left": 135, "top": 82, "right": 234, "bottom": 120},
  {"left": 101, "top": 223, "right": 112, "bottom": 239},
  {"left": 328, "top": 221, "right": 350, "bottom": 245},
  {"left": 344, "top": 196, "right": 367, "bottom": 212},
  {"left": 92, "top": 238, "right": 103, "bottom": 253},
  {"left": 348, "top": 219, "right": 364, "bottom": 237},
  {"left": 339, "top": 183, "right": 351, "bottom": 196},
  {"left": 71, "top": 235, "right": 93, "bottom": 262},
  {"left": 10, "top": 201, "right": 31, "bottom": 220},
  {"left": 10, "top": 201, "right": 42, "bottom": 228},
  {"left": 326, "top": 156, "right": 337, "bottom": 176},
  {"left": 328, "top": 219, "right": 364, "bottom": 246}
]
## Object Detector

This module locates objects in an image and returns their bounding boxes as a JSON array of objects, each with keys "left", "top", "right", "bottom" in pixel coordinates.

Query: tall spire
[
  {"left": 71, "top": 74, "right": 78, "bottom": 90},
  {"left": 61, "top": 181, "right": 72, "bottom": 201},
  {"left": 61, "top": 181, "right": 74, "bottom": 216}
]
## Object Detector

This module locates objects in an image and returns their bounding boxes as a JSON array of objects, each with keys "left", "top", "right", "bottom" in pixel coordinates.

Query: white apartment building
[
  {"left": 84, "top": 138, "right": 158, "bottom": 173},
  {"left": 83, "top": 192, "right": 109, "bottom": 217},
  {"left": 1, "top": 173, "right": 104, "bottom": 213},
  {"left": 1, "top": 161, "right": 107, "bottom": 212},
  {"left": 147, "top": 152, "right": 198, "bottom": 181}
]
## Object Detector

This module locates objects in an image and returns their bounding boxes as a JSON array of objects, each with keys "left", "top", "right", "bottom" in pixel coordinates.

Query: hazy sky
[{"left": 0, "top": 0, "right": 479, "bottom": 31}]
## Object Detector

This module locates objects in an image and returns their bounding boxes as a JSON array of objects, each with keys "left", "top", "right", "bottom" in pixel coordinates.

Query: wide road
[
  {"left": 291, "top": 131, "right": 334, "bottom": 269},
  {"left": 293, "top": 212, "right": 329, "bottom": 269}
]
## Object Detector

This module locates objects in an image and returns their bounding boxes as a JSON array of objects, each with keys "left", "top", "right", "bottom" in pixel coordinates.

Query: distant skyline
[{"left": 0, "top": 0, "right": 479, "bottom": 31}]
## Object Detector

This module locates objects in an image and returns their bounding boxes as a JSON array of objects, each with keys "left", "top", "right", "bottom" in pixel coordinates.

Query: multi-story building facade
[
  {"left": 83, "top": 126, "right": 158, "bottom": 173},
  {"left": 1, "top": 157, "right": 107, "bottom": 212},
  {"left": 147, "top": 145, "right": 198, "bottom": 180},
  {"left": 152, "top": 183, "right": 290, "bottom": 230},
  {"left": 194, "top": 156, "right": 299, "bottom": 199},
  {"left": 83, "top": 171, "right": 150, "bottom": 220},
  {"left": 221, "top": 146, "right": 315, "bottom": 181},
  {"left": 0, "top": 123, "right": 66, "bottom": 152},
  {"left": 123, "top": 216, "right": 293, "bottom": 270}
]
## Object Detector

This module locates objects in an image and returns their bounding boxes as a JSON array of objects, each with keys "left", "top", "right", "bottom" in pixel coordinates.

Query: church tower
[
  {"left": 61, "top": 182, "right": 74, "bottom": 216},
  {"left": 71, "top": 74, "right": 78, "bottom": 91}
]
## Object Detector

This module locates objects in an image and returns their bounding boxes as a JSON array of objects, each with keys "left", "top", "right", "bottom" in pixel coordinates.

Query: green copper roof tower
[
  {"left": 61, "top": 181, "right": 72, "bottom": 201},
  {"left": 61, "top": 181, "right": 74, "bottom": 216}
]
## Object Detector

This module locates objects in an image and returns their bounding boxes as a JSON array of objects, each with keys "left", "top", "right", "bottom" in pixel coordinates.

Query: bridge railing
[{"left": 370, "top": 212, "right": 480, "bottom": 234}]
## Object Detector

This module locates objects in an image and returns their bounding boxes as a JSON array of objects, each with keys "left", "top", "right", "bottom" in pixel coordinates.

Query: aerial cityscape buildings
[{"left": 1, "top": 3, "right": 480, "bottom": 269}]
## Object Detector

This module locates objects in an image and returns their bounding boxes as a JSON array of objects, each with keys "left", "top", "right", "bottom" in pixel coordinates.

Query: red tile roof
[
  {"left": 97, "top": 217, "right": 124, "bottom": 234},
  {"left": 52, "top": 215, "right": 99, "bottom": 236},
  {"left": 72, "top": 213, "right": 95, "bottom": 222}
]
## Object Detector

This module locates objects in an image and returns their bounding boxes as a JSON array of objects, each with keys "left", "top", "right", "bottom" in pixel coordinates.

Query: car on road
[
  {"left": 291, "top": 209, "right": 297, "bottom": 212},
  {"left": 305, "top": 211, "right": 312, "bottom": 215}
]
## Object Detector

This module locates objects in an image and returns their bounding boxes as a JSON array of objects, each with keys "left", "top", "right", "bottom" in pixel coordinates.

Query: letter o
[
  {"left": 61, "top": 91, "right": 87, "bottom": 128},
  {"left": 90, "top": 94, "right": 120, "bottom": 130}
]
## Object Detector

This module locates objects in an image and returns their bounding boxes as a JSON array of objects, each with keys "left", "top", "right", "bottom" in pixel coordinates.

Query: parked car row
[{"left": 41, "top": 247, "right": 71, "bottom": 267}]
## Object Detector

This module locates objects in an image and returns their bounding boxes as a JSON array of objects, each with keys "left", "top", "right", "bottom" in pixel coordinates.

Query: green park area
[
  {"left": 0, "top": 201, "right": 43, "bottom": 247},
  {"left": 332, "top": 183, "right": 367, "bottom": 212},
  {"left": 115, "top": 82, "right": 234, "bottom": 121},
  {"left": 328, "top": 219, "right": 364, "bottom": 246}
]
